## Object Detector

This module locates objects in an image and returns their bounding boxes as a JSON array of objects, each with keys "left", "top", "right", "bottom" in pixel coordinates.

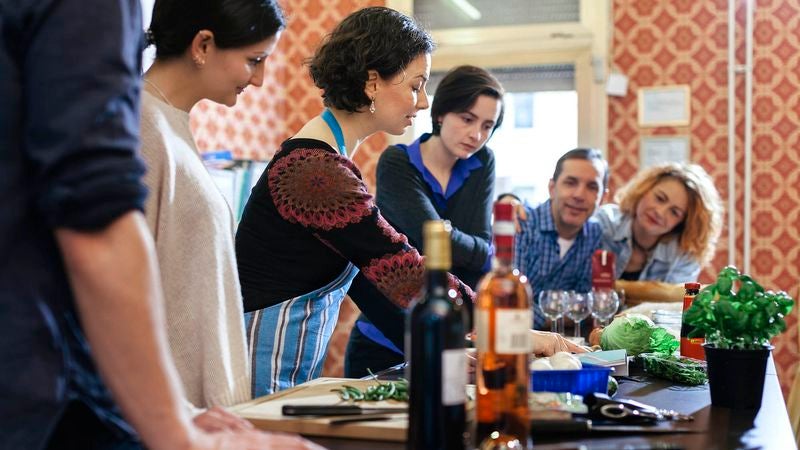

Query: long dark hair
[
  {"left": 308, "top": 7, "right": 434, "bottom": 113},
  {"left": 148, "top": 0, "right": 285, "bottom": 59}
]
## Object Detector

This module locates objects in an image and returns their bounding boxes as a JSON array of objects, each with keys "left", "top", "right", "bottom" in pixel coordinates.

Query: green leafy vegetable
[
  {"left": 600, "top": 313, "right": 679, "bottom": 356},
  {"left": 638, "top": 353, "right": 707, "bottom": 385},
  {"left": 685, "top": 266, "right": 795, "bottom": 350}
]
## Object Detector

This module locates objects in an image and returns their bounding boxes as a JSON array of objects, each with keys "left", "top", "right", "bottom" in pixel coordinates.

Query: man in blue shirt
[
  {"left": 502, "top": 148, "right": 608, "bottom": 329},
  {"left": 0, "top": 1, "right": 319, "bottom": 449}
]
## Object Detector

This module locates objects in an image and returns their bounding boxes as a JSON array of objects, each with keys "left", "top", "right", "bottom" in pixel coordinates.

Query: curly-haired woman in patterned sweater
[{"left": 235, "top": 7, "right": 450, "bottom": 396}]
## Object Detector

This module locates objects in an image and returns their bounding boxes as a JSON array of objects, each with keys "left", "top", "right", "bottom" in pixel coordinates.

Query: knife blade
[
  {"left": 282, "top": 404, "right": 408, "bottom": 416},
  {"left": 328, "top": 414, "right": 403, "bottom": 425}
]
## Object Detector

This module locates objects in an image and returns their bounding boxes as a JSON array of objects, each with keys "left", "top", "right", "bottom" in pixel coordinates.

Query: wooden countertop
[{"left": 304, "top": 357, "right": 793, "bottom": 450}]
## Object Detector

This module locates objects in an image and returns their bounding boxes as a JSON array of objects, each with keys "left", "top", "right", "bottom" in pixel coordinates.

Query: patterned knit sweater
[{"left": 236, "top": 138, "right": 474, "bottom": 313}]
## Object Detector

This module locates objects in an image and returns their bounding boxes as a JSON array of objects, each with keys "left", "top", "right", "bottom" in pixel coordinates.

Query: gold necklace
[{"left": 143, "top": 78, "right": 175, "bottom": 108}]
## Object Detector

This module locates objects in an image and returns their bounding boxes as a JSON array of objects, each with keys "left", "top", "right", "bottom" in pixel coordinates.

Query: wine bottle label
[
  {"left": 492, "top": 221, "right": 515, "bottom": 236},
  {"left": 441, "top": 349, "right": 467, "bottom": 406},
  {"left": 475, "top": 309, "right": 489, "bottom": 352},
  {"left": 495, "top": 309, "right": 533, "bottom": 354}
]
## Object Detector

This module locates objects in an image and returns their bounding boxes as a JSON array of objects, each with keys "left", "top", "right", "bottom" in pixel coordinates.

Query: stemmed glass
[
  {"left": 565, "top": 291, "right": 593, "bottom": 338},
  {"left": 591, "top": 288, "right": 620, "bottom": 327},
  {"left": 537, "top": 290, "right": 565, "bottom": 333}
]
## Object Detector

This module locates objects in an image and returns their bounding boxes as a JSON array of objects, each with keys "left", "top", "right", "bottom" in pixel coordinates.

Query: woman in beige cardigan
[{"left": 139, "top": 0, "right": 321, "bottom": 448}]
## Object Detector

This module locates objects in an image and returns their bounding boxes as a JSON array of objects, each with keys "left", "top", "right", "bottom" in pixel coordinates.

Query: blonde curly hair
[{"left": 615, "top": 163, "right": 723, "bottom": 267}]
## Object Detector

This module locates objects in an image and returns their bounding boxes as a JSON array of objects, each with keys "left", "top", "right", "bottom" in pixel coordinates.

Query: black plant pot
[{"left": 703, "top": 343, "right": 773, "bottom": 410}]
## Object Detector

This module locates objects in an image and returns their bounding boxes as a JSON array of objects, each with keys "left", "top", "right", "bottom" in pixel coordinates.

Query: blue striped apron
[{"left": 245, "top": 109, "right": 359, "bottom": 397}]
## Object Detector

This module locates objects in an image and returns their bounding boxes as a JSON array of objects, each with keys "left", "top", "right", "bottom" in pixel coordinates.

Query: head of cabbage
[{"left": 600, "top": 313, "right": 679, "bottom": 356}]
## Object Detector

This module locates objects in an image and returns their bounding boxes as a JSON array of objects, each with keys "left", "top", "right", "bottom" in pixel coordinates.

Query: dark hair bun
[{"left": 149, "top": 0, "right": 285, "bottom": 60}]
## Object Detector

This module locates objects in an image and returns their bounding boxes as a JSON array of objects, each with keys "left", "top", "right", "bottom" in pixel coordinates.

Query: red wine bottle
[{"left": 407, "top": 220, "right": 468, "bottom": 450}]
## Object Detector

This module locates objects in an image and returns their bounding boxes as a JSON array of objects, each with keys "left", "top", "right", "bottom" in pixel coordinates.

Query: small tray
[{"left": 531, "top": 363, "right": 611, "bottom": 396}]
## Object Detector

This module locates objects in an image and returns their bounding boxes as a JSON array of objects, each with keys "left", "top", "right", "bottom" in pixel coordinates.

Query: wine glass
[
  {"left": 565, "top": 291, "right": 593, "bottom": 338},
  {"left": 591, "top": 288, "right": 620, "bottom": 327},
  {"left": 537, "top": 290, "right": 564, "bottom": 333},
  {"left": 557, "top": 290, "right": 571, "bottom": 334}
]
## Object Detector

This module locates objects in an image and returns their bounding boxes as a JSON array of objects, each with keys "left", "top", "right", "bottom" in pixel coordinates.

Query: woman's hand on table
[
  {"left": 530, "top": 330, "right": 587, "bottom": 356},
  {"left": 189, "top": 407, "right": 327, "bottom": 450},
  {"left": 193, "top": 406, "right": 254, "bottom": 432},
  {"left": 189, "top": 430, "right": 327, "bottom": 450}
]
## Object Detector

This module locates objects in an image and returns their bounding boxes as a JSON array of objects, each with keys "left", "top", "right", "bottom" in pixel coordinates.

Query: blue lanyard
[{"left": 321, "top": 108, "right": 347, "bottom": 156}]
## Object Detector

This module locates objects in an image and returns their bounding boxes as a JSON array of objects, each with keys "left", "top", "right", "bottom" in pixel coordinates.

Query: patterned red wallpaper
[{"left": 609, "top": 0, "right": 800, "bottom": 396}]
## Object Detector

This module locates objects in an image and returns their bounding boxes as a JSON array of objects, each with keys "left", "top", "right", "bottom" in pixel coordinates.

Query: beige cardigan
[{"left": 139, "top": 91, "right": 250, "bottom": 408}]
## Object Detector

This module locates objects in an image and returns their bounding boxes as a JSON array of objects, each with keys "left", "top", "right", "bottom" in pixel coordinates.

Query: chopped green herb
[
  {"left": 638, "top": 353, "right": 707, "bottom": 385},
  {"left": 331, "top": 379, "right": 409, "bottom": 402}
]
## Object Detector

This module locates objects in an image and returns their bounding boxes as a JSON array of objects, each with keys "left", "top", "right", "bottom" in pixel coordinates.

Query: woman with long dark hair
[{"left": 141, "top": 2, "right": 323, "bottom": 447}]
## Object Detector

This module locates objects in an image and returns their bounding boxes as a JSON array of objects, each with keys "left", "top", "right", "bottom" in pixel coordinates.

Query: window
[
  {"left": 491, "top": 90, "right": 577, "bottom": 204},
  {"left": 413, "top": 0, "right": 580, "bottom": 29}
]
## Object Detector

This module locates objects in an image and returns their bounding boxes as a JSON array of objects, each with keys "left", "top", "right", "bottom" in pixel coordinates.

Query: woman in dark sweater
[{"left": 344, "top": 66, "right": 504, "bottom": 377}]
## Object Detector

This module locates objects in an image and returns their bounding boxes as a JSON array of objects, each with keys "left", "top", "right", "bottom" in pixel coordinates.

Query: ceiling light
[{"left": 448, "top": 0, "right": 482, "bottom": 21}]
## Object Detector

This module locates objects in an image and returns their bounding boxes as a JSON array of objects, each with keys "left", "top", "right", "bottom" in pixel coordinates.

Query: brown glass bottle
[
  {"left": 679, "top": 282, "right": 705, "bottom": 360},
  {"left": 474, "top": 202, "right": 533, "bottom": 447}
]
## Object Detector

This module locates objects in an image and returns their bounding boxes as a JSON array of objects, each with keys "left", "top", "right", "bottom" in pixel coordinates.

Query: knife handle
[
  {"left": 530, "top": 419, "right": 591, "bottom": 433},
  {"left": 282, "top": 405, "right": 362, "bottom": 416}
]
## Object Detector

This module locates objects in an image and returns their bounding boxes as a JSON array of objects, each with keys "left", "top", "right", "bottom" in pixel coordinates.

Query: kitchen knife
[
  {"left": 530, "top": 418, "right": 697, "bottom": 434},
  {"left": 282, "top": 404, "right": 408, "bottom": 416}
]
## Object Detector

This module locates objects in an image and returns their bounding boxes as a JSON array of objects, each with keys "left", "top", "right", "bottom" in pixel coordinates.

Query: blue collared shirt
[
  {"left": 404, "top": 133, "right": 485, "bottom": 212},
  {"left": 516, "top": 200, "right": 602, "bottom": 329},
  {"left": 594, "top": 204, "right": 701, "bottom": 283}
]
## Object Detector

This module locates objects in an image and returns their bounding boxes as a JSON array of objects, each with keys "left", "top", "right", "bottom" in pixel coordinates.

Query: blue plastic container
[{"left": 531, "top": 363, "right": 611, "bottom": 396}]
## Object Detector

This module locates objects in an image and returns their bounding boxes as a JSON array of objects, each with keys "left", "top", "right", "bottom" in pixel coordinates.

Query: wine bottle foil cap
[
  {"left": 684, "top": 282, "right": 701, "bottom": 289},
  {"left": 493, "top": 202, "right": 514, "bottom": 221},
  {"left": 423, "top": 220, "right": 452, "bottom": 270}
]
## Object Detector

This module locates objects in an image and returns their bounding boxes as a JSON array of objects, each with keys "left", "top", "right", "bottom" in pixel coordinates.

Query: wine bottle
[
  {"left": 474, "top": 202, "right": 533, "bottom": 447},
  {"left": 407, "top": 220, "right": 468, "bottom": 450}
]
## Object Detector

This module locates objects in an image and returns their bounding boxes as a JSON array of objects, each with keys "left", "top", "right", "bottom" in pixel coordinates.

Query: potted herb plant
[{"left": 684, "top": 266, "right": 794, "bottom": 410}]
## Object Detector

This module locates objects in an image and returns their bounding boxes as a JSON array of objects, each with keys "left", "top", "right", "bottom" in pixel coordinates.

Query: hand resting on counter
[{"left": 531, "top": 330, "right": 587, "bottom": 356}]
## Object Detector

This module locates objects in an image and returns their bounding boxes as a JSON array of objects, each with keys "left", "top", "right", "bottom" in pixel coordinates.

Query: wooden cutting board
[{"left": 231, "top": 377, "right": 408, "bottom": 442}]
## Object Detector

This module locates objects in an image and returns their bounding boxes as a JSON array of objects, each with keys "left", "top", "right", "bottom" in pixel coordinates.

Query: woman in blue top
[
  {"left": 345, "top": 65, "right": 579, "bottom": 376},
  {"left": 595, "top": 163, "right": 723, "bottom": 283}
]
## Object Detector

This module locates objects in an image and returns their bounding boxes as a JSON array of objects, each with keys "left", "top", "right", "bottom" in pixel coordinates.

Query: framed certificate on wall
[
  {"left": 637, "top": 85, "right": 691, "bottom": 127},
  {"left": 640, "top": 136, "right": 690, "bottom": 168}
]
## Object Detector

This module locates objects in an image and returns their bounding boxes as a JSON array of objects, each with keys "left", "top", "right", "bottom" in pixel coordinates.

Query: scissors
[
  {"left": 587, "top": 393, "right": 694, "bottom": 423},
  {"left": 598, "top": 403, "right": 663, "bottom": 423}
]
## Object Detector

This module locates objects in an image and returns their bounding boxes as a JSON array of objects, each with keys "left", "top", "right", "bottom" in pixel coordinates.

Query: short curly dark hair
[{"left": 308, "top": 7, "right": 434, "bottom": 113}]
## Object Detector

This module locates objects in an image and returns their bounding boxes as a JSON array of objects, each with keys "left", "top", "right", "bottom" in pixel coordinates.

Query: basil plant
[{"left": 685, "top": 266, "right": 794, "bottom": 350}]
